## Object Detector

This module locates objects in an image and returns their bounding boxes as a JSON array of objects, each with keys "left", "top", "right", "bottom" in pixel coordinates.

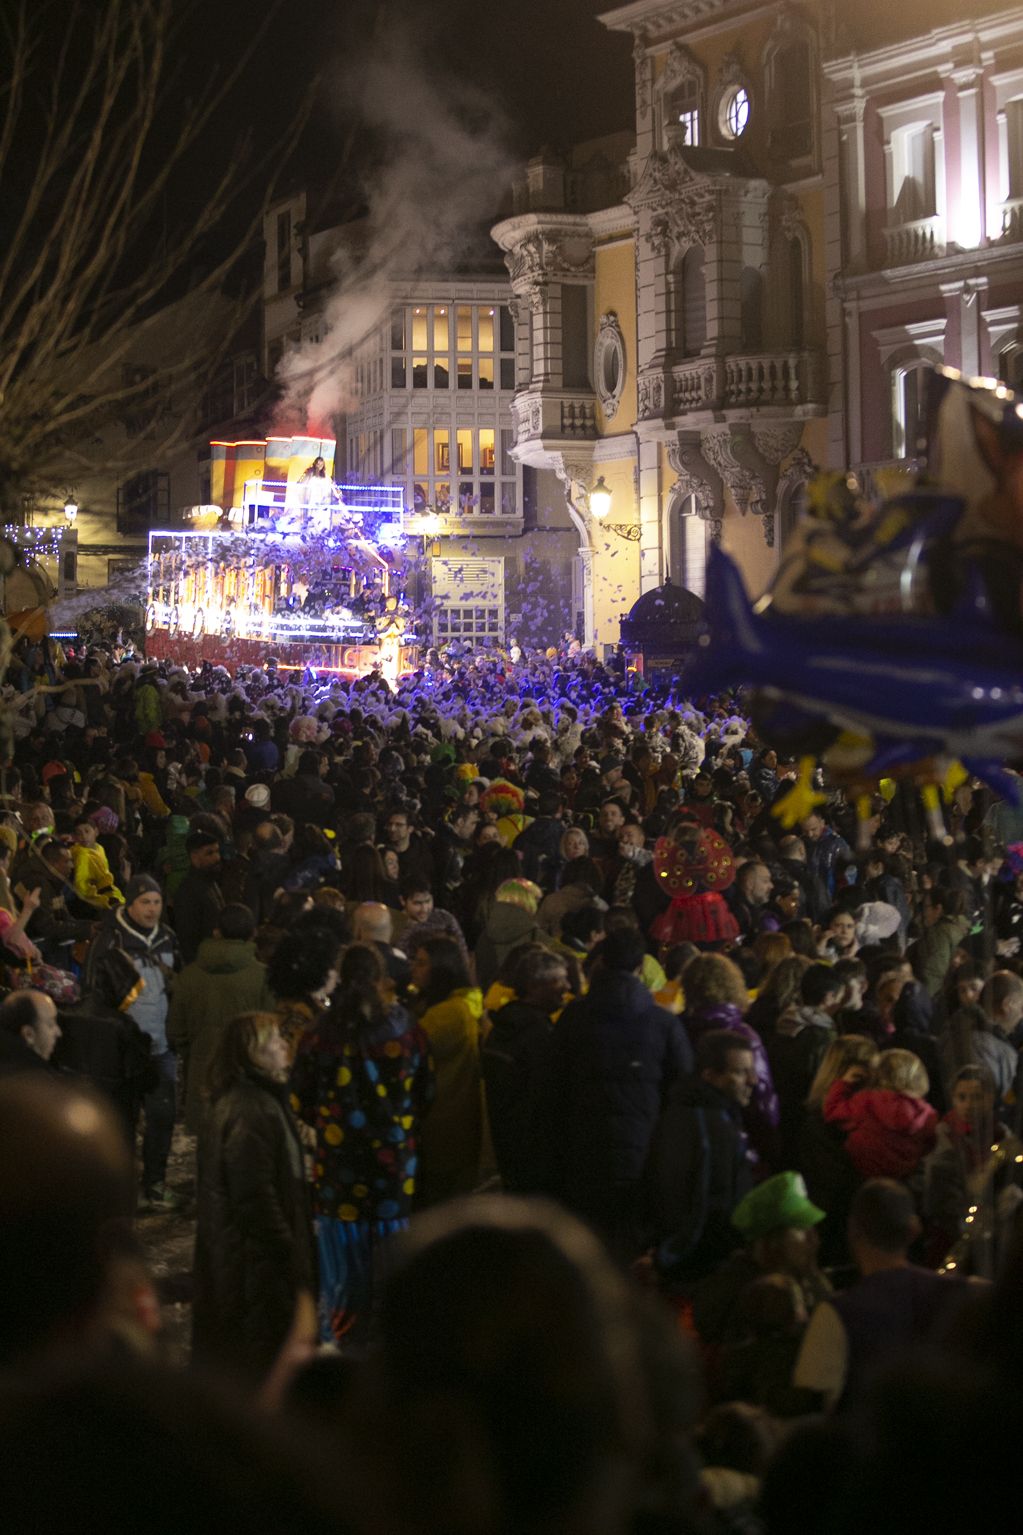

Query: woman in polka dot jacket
[{"left": 290, "top": 942, "right": 434, "bottom": 1347}]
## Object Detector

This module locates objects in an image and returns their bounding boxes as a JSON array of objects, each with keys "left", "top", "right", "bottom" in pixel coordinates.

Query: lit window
[
  {"left": 479, "top": 429, "right": 496, "bottom": 475},
  {"left": 678, "top": 108, "right": 700, "bottom": 146},
  {"left": 721, "top": 86, "right": 750, "bottom": 140}
]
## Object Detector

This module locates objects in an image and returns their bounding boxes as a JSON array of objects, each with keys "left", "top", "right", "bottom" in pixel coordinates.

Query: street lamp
[
  {"left": 588, "top": 476, "right": 612, "bottom": 520},
  {"left": 63, "top": 495, "right": 78, "bottom": 526}
]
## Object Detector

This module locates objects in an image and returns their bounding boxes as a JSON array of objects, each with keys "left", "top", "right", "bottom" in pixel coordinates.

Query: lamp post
[
  {"left": 588, "top": 476, "right": 612, "bottom": 521},
  {"left": 416, "top": 509, "right": 441, "bottom": 614},
  {"left": 588, "top": 475, "right": 639, "bottom": 542},
  {"left": 63, "top": 496, "right": 78, "bottom": 526}
]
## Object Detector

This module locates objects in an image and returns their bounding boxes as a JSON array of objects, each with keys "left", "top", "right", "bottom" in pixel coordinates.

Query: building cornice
[
  {"left": 491, "top": 212, "right": 593, "bottom": 255},
  {"left": 599, "top": 0, "right": 780, "bottom": 42},
  {"left": 587, "top": 204, "right": 637, "bottom": 240},
  {"left": 837, "top": 243, "right": 1023, "bottom": 306},
  {"left": 824, "top": 6, "right": 1023, "bottom": 89}
]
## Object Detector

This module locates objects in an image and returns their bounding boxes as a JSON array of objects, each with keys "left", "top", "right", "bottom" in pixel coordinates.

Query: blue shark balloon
[{"left": 687, "top": 543, "right": 1023, "bottom": 802}]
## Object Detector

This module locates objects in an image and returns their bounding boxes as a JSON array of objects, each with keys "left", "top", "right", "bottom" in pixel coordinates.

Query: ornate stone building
[{"left": 494, "top": 2, "right": 830, "bottom": 645}]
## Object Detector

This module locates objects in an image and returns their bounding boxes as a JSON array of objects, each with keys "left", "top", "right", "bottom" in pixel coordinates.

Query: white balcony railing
[
  {"left": 512, "top": 387, "right": 598, "bottom": 447},
  {"left": 664, "top": 351, "right": 824, "bottom": 417},
  {"left": 882, "top": 215, "right": 944, "bottom": 266}
]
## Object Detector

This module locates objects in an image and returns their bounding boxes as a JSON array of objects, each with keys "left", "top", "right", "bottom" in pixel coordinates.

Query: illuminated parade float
[{"left": 145, "top": 435, "right": 421, "bottom": 679}]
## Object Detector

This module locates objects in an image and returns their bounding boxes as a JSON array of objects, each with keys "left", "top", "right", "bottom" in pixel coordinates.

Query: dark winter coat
[
  {"left": 474, "top": 901, "right": 545, "bottom": 993},
  {"left": 481, "top": 999, "right": 554, "bottom": 1191},
  {"left": 86, "top": 909, "right": 181, "bottom": 1056},
  {"left": 271, "top": 772, "right": 335, "bottom": 828},
  {"left": 168, "top": 938, "right": 274, "bottom": 1133},
  {"left": 170, "top": 866, "right": 225, "bottom": 965},
  {"left": 534, "top": 971, "right": 693, "bottom": 1213},
  {"left": 193, "top": 1067, "right": 315, "bottom": 1380},
  {"left": 645, "top": 1077, "right": 755, "bottom": 1279},
  {"left": 53, "top": 994, "right": 156, "bottom": 1127},
  {"left": 766, "top": 1005, "right": 835, "bottom": 1166}
]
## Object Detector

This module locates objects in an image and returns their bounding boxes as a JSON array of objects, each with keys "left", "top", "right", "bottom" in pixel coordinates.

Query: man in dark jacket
[
  {"left": 512, "top": 791, "right": 565, "bottom": 887},
  {"left": 482, "top": 948, "right": 569, "bottom": 1192},
  {"left": 533, "top": 927, "right": 693, "bottom": 1259},
  {"left": 171, "top": 831, "right": 225, "bottom": 965},
  {"left": 801, "top": 811, "right": 853, "bottom": 919},
  {"left": 767, "top": 963, "right": 843, "bottom": 1166},
  {"left": 272, "top": 749, "right": 335, "bottom": 828},
  {"left": 645, "top": 1028, "right": 757, "bottom": 1280},
  {"left": 86, "top": 876, "right": 182, "bottom": 1209}
]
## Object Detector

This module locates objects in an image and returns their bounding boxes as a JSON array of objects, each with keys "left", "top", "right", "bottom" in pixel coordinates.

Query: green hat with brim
[{"left": 732, "top": 1172, "right": 826, "bottom": 1242}]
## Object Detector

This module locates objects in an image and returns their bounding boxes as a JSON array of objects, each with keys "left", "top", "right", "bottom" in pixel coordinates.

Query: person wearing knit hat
[
  {"left": 86, "top": 872, "right": 182, "bottom": 1210},
  {"left": 244, "top": 783, "right": 272, "bottom": 809}
]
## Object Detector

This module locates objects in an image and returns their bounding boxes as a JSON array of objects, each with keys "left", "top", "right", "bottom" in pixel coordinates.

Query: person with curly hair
[{"left": 265, "top": 923, "right": 341, "bottom": 1062}]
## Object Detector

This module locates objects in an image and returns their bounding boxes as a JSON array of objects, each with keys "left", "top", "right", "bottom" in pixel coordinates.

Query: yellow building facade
[{"left": 493, "top": 0, "right": 831, "bottom": 646}]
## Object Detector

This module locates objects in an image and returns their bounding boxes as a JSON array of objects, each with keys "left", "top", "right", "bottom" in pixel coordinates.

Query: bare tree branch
[{"left": 0, "top": 0, "right": 315, "bottom": 507}]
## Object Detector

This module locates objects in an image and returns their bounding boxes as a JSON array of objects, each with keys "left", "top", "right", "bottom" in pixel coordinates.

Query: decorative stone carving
[
  {"left": 594, "top": 312, "right": 627, "bottom": 422},
  {"left": 634, "top": 34, "right": 651, "bottom": 119},
  {"left": 751, "top": 423, "right": 803, "bottom": 465},
  {"left": 701, "top": 429, "right": 759, "bottom": 517},
  {"left": 667, "top": 438, "right": 718, "bottom": 523},
  {"left": 778, "top": 191, "right": 805, "bottom": 241},
  {"left": 628, "top": 148, "right": 718, "bottom": 252},
  {"left": 661, "top": 41, "right": 706, "bottom": 101},
  {"left": 716, "top": 49, "right": 746, "bottom": 92},
  {"left": 506, "top": 228, "right": 594, "bottom": 290},
  {"left": 637, "top": 373, "right": 666, "bottom": 420}
]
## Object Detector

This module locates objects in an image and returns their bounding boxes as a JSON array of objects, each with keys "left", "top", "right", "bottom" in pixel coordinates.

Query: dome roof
[{"left": 625, "top": 579, "right": 704, "bottom": 626}]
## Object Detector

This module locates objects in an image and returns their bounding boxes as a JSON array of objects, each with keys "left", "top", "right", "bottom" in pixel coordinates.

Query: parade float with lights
[{"left": 145, "top": 435, "right": 421, "bottom": 679}]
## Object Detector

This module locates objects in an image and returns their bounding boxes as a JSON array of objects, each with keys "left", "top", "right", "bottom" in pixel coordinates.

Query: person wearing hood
[
  {"left": 168, "top": 902, "right": 274, "bottom": 1134},
  {"left": 482, "top": 947, "right": 570, "bottom": 1193},
  {"left": 766, "top": 963, "right": 845, "bottom": 1168},
  {"left": 86, "top": 874, "right": 182, "bottom": 1209},
  {"left": 474, "top": 877, "right": 547, "bottom": 993},
  {"left": 910, "top": 886, "right": 971, "bottom": 999},
  {"left": 823, "top": 1047, "right": 938, "bottom": 1181},
  {"left": 533, "top": 927, "right": 693, "bottom": 1259},
  {"left": 409, "top": 934, "right": 484, "bottom": 1205}
]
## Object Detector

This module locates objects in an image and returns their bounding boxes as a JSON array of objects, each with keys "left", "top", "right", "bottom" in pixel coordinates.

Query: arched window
[
  {"left": 892, "top": 362, "right": 929, "bottom": 459},
  {"left": 999, "top": 345, "right": 1023, "bottom": 392},
  {"left": 658, "top": 45, "right": 706, "bottom": 152},
  {"left": 674, "top": 247, "right": 707, "bottom": 356}
]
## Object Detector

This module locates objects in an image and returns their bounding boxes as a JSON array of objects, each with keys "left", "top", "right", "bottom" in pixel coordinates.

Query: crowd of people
[{"left": 2, "top": 632, "right": 1023, "bottom": 1533}]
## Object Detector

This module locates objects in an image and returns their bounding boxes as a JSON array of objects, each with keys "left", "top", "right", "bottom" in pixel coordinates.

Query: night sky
[{"left": 184, "top": 0, "right": 634, "bottom": 182}]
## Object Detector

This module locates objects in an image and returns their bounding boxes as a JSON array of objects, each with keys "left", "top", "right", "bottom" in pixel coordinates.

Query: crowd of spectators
[{"left": 2, "top": 632, "right": 1022, "bottom": 1533}]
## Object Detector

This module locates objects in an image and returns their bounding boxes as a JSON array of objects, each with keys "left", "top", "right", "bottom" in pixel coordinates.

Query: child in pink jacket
[{"left": 823, "top": 1048, "right": 937, "bottom": 1180}]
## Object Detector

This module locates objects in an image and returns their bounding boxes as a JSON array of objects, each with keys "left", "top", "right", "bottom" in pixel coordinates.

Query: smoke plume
[{"left": 275, "top": 12, "right": 515, "bottom": 433}]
